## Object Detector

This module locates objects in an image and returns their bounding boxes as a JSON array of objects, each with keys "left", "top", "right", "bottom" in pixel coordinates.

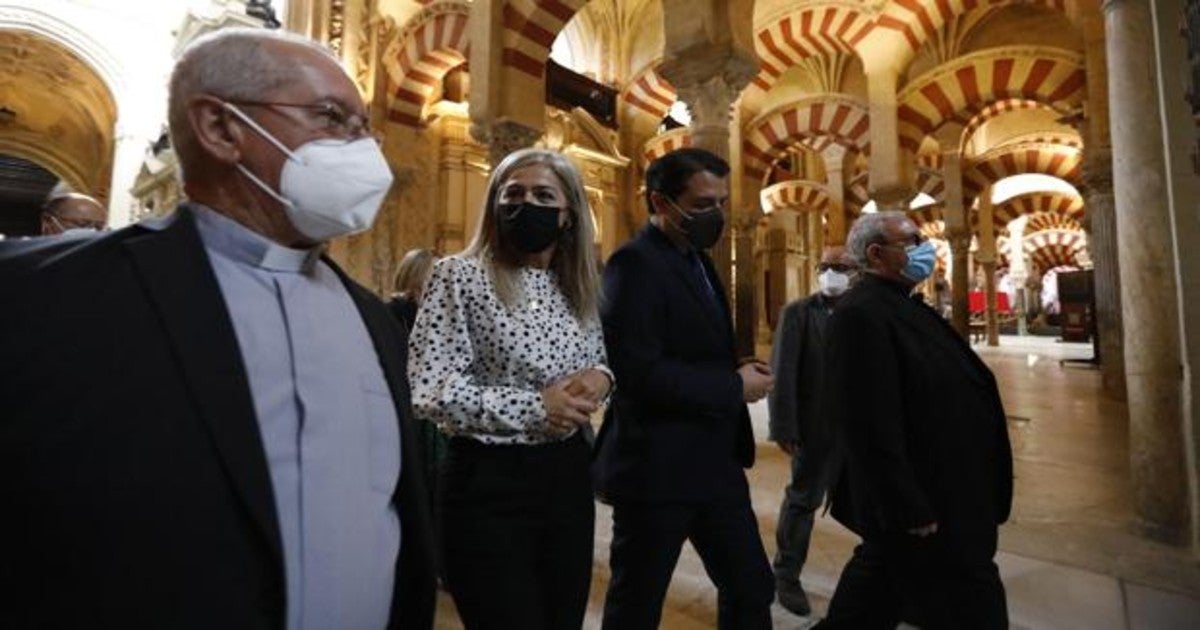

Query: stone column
[
  {"left": 1104, "top": 0, "right": 1188, "bottom": 543},
  {"left": 1009, "top": 216, "right": 1029, "bottom": 336},
  {"left": 822, "top": 145, "right": 848, "bottom": 244},
  {"left": 764, "top": 208, "right": 803, "bottom": 330},
  {"left": 948, "top": 228, "right": 972, "bottom": 338},
  {"left": 865, "top": 67, "right": 914, "bottom": 211},
  {"left": 977, "top": 187, "right": 1000, "bottom": 346},
  {"left": 1082, "top": 155, "right": 1127, "bottom": 397},
  {"left": 1081, "top": 3, "right": 1127, "bottom": 399},
  {"left": 936, "top": 125, "right": 969, "bottom": 339},
  {"left": 807, "top": 209, "right": 824, "bottom": 290}
]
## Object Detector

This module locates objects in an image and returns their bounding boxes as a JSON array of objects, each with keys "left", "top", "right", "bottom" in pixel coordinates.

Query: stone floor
[{"left": 433, "top": 336, "right": 1200, "bottom": 629}]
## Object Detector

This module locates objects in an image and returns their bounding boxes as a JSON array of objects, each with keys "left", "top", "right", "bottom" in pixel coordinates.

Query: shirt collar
[{"left": 190, "top": 203, "right": 323, "bottom": 274}]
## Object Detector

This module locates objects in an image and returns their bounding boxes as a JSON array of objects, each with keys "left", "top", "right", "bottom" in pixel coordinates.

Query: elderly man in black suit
[
  {"left": 0, "top": 28, "right": 434, "bottom": 629},
  {"left": 593, "top": 147, "right": 776, "bottom": 630},
  {"left": 815, "top": 211, "right": 1013, "bottom": 629},
  {"left": 768, "top": 244, "right": 857, "bottom": 617}
]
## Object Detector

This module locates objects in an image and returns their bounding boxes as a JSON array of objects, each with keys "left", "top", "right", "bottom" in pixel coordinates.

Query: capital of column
[
  {"left": 476, "top": 120, "right": 542, "bottom": 167},
  {"left": 675, "top": 76, "right": 742, "bottom": 130}
]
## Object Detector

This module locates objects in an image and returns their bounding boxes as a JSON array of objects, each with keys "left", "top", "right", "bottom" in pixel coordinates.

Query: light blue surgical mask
[{"left": 901, "top": 240, "right": 937, "bottom": 283}]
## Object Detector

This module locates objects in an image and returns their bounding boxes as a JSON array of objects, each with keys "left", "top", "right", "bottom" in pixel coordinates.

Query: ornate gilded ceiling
[{"left": 0, "top": 29, "right": 116, "bottom": 201}]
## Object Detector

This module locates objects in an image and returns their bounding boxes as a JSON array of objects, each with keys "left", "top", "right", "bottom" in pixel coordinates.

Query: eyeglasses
[
  {"left": 817, "top": 262, "right": 856, "bottom": 273},
  {"left": 46, "top": 214, "right": 105, "bottom": 232},
  {"left": 874, "top": 232, "right": 926, "bottom": 249},
  {"left": 227, "top": 99, "right": 375, "bottom": 141}
]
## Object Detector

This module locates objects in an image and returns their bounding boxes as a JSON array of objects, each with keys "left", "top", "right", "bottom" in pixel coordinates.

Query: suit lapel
[
  {"left": 123, "top": 208, "right": 283, "bottom": 563},
  {"left": 642, "top": 226, "right": 729, "bottom": 339}
]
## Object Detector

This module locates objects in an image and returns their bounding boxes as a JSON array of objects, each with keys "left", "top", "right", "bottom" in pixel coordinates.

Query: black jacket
[
  {"left": 592, "top": 224, "right": 754, "bottom": 504},
  {"left": 0, "top": 207, "right": 435, "bottom": 629},
  {"left": 823, "top": 274, "right": 1013, "bottom": 549},
  {"left": 768, "top": 293, "right": 834, "bottom": 445}
]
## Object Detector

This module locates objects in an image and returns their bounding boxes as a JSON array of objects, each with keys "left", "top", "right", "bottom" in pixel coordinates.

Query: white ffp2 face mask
[
  {"left": 819, "top": 269, "right": 850, "bottom": 297},
  {"left": 224, "top": 102, "right": 394, "bottom": 242}
]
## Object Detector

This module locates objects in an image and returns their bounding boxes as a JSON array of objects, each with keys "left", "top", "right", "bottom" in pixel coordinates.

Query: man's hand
[
  {"left": 907, "top": 522, "right": 939, "bottom": 537},
  {"left": 738, "top": 361, "right": 774, "bottom": 403},
  {"left": 775, "top": 440, "right": 800, "bottom": 456},
  {"left": 542, "top": 379, "right": 598, "bottom": 432},
  {"left": 562, "top": 368, "right": 612, "bottom": 405}
]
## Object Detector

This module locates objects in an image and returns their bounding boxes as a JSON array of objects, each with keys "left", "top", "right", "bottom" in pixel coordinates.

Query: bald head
[
  {"left": 820, "top": 245, "right": 855, "bottom": 268},
  {"left": 42, "top": 193, "right": 106, "bottom": 235}
]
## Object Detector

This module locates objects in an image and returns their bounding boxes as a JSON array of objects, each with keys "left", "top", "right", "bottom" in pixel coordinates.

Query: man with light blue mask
[
  {"left": 815, "top": 211, "right": 1013, "bottom": 629},
  {"left": 0, "top": 28, "right": 435, "bottom": 629}
]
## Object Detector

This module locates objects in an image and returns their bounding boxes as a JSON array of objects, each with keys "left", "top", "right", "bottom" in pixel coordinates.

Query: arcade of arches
[{"left": 4, "top": 0, "right": 1200, "bottom": 621}]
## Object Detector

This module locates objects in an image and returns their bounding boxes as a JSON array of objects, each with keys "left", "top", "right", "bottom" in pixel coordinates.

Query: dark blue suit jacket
[{"left": 592, "top": 223, "right": 755, "bottom": 504}]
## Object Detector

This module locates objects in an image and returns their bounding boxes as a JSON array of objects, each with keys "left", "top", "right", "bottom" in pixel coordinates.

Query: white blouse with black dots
[{"left": 407, "top": 255, "right": 612, "bottom": 445}]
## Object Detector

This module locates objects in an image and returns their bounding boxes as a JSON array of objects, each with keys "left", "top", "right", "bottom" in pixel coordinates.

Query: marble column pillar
[
  {"left": 764, "top": 208, "right": 803, "bottom": 330},
  {"left": 807, "top": 209, "right": 824, "bottom": 291},
  {"left": 948, "top": 229, "right": 971, "bottom": 339},
  {"left": 865, "top": 68, "right": 914, "bottom": 210},
  {"left": 939, "top": 142, "right": 969, "bottom": 339},
  {"left": 1082, "top": 154, "right": 1127, "bottom": 398},
  {"left": 977, "top": 188, "right": 1000, "bottom": 346},
  {"left": 1104, "top": 0, "right": 1188, "bottom": 543},
  {"left": 822, "top": 146, "right": 848, "bottom": 244}
]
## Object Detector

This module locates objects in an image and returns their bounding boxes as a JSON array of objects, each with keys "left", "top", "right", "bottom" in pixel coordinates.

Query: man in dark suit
[
  {"left": 816, "top": 211, "right": 1013, "bottom": 629},
  {"left": 594, "top": 148, "right": 776, "bottom": 629},
  {"left": 767, "top": 245, "right": 857, "bottom": 617},
  {"left": 0, "top": 28, "right": 434, "bottom": 629}
]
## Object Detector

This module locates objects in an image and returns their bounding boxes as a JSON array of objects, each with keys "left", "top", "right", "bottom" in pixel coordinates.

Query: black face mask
[
  {"left": 498, "top": 202, "right": 564, "bottom": 253},
  {"left": 668, "top": 200, "right": 725, "bottom": 250}
]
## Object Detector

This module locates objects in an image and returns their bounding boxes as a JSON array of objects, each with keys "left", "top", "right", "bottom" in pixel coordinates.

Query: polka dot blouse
[{"left": 407, "top": 255, "right": 612, "bottom": 445}]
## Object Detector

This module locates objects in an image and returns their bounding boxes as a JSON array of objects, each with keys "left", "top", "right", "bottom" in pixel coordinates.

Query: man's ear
[
  {"left": 649, "top": 191, "right": 671, "bottom": 215},
  {"left": 188, "top": 96, "right": 244, "bottom": 166}
]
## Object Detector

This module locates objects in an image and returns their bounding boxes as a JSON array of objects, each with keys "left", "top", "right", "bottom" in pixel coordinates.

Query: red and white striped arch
[
  {"left": 1026, "top": 210, "right": 1082, "bottom": 234},
  {"left": 964, "top": 142, "right": 1082, "bottom": 199},
  {"left": 750, "top": 5, "right": 872, "bottom": 93},
  {"left": 642, "top": 128, "right": 692, "bottom": 166},
  {"left": 897, "top": 47, "right": 1085, "bottom": 152},
  {"left": 622, "top": 65, "right": 677, "bottom": 122},
  {"left": 962, "top": 99, "right": 1053, "bottom": 144},
  {"left": 385, "top": 3, "right": 470, "bottom": 127},
  {"left": 760, "top": 180, "right": 831, "bottom": 214},
  {"left": 875, "top": 0, "right": 1070, "bottom": 57},
  {"left": 1024, "top": 229, "right": 1087, "bottom": 274},
  {"left": 996, "top": 191, "right": 1084, "bottom": 225},
  {"left": 502, "top": 0, "right": 588, "bottom": 79},
  {"left": 743, "top": 96, "right": 871, "bottom": 180}
]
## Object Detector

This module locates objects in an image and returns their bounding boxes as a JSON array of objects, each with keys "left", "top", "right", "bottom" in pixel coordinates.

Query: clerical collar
[{"left": 190, "top": 203, "right": 323, "bottom": 274}]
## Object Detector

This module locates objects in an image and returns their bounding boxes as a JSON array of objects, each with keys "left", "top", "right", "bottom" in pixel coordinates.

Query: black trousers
[
  {"left": 601, "top": 490, "right": 775, "bottom": 630},
  {"left": 773, "top": 445, "right": 826, "bottom": 583},
  {"left": 439, "top": 433, "right": 595, "bottom": 630},
  {"left": 816, "top": 529, "right": 1008, "bottom": 630}
]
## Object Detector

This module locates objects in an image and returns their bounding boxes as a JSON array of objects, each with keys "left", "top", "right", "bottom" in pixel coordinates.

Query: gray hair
[
  {"left": 167, "top": 27, "right": 335, "bottom": 182},
  {"left": 846, "top": 211, "right": 909, "bottom": 267}
]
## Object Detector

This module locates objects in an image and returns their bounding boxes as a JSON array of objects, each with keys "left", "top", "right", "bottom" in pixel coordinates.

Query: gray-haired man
[
  {"left": 815, "top": 211, "right": 1012, "bottom": 629},
  {"left": 0, "top": 28, "right": 434, "bottom": 629}
]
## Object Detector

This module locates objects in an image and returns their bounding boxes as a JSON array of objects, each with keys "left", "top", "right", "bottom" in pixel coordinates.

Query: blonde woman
[
  {"left": 387, "top": 248, "right": 437, "bottom": 331},
  {"left": 408, "top": 148, "right": 611, "bottom": 629}
]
